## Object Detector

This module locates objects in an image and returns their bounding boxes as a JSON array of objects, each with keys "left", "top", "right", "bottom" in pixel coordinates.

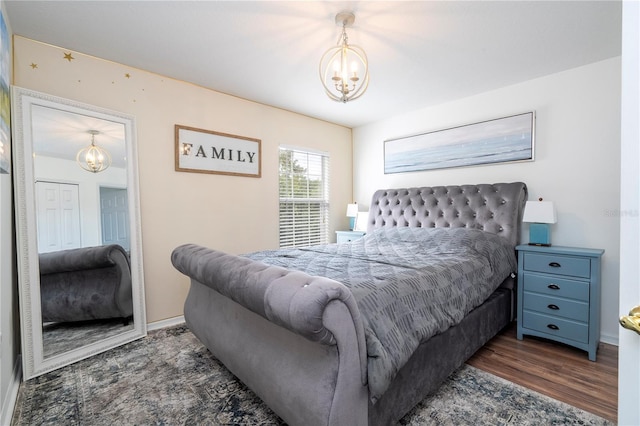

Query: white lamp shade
[
  {"left": 346, "top": 203, "right": 359, "bottom": 217},
  {"left": 522, "top": 201, "right": 557, "bottom": 224}
]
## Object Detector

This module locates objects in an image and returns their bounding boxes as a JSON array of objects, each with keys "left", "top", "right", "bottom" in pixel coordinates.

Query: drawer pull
[
  {"left": 547, "top": 324, "right": 559, "bottom": 330},
  {"left": 548, "top": 284, "right": 560, "bottom": 290},
  {"left": 548, "top": 304, "right": 560, "bottom": 310},
  {"left": 548, "top": 262, "right": 561, "bottom": 268}
]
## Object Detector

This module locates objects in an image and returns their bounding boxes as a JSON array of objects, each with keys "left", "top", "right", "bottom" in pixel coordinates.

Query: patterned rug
[{"left": 12, "top": 325, "right": 612, "bottom": 425}]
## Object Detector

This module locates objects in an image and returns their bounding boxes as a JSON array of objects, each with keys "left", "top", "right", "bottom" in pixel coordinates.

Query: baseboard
[
  {"left": 147, "top": 315, "right": 185, "bottom": 332},
  {"left": 1, "top": 355, "right": 22, "bottom": 426},
  {"left": 600, "top": 332, "right": 619, "bottom": 347}
]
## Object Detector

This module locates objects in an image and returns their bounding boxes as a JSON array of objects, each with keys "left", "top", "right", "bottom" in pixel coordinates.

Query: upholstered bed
[{"left": 172, "top": 182, "right": 527, "bottom": 425}]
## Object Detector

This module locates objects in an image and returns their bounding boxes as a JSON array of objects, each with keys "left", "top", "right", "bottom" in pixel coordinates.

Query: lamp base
[
  {"left": 528, "top": 223, "right": 551, "bottom": 246},
  {"left": 349, "top": 217, "right": 356, "bottom": 231}
]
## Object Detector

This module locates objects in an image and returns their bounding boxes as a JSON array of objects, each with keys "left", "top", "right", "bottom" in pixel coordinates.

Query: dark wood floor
[{"left": 467, "top": 322, "right": 618, "bottom": 423}]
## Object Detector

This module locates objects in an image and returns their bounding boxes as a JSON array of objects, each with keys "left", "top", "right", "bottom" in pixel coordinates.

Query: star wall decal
[
  {"left": 63, "top": 52, "right": 74, "bottom": 62},
  {"left": 30, "top": 63, "right": 38, "bottom": 69}
]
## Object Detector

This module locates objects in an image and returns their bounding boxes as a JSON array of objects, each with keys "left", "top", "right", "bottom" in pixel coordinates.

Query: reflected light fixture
[
  {"left": 319, "top": 11, "right": 369, "bottom": 103},
  {"left": 76, "top": 130, "right": 112, "bottom": 173}
]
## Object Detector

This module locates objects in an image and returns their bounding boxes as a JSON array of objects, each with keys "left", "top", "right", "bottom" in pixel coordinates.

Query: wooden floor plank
[{"left": 467, "top": 322, "right": 618, "bottom": 423}]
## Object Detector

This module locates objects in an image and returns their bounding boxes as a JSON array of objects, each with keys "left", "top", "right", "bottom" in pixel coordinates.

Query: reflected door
[
  {"left": 100, "top": 187, "right": 130, "bottom": 251},
  {"left": 36, "top": 181, "right": 81, "bottom": 253}
]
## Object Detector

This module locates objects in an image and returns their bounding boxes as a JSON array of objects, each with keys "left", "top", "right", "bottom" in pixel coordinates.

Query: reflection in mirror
[{"left": 12, "top": 87, "right": 146, "bottom": 379}]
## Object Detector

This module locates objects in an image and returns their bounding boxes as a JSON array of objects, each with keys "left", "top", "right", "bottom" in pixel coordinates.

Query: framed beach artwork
[
  {"left": 384, "top": 112, "right": 535, "bottom": 174},
  {"left": 0, "top": 9, "right": 10, "bottom": 174}
]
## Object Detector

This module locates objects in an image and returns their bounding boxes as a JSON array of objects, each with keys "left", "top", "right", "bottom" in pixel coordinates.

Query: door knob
[{"left": 619, "top": 305, "right": 640, "bottom": 336}]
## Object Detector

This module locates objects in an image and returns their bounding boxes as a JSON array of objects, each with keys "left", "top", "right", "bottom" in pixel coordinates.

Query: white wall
[
  {"left": 0, "top": 1, "right": 19, "bottom": 423},
  {"left": 353, "top": 58, "right": 621, "bottom": 344}
]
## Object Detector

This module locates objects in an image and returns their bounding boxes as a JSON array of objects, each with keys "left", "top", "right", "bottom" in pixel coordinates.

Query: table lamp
[
  {"left": 522, "top": 198, "right": 557, "bottom": 246},
  {"left": 346, "top": 203, "right": 358, "bottom": 231}
]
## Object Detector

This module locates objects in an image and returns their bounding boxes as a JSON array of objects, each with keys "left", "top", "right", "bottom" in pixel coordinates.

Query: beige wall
[
  {"left": 353, "top": 58, "right": 621, "bottom": 344},
  {"left": 13, "top": 36, "right": 353, "bottom": 323}
]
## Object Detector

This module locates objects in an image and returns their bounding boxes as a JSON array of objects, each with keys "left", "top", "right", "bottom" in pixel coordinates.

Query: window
[{"left": 279, "top": 146, "right": 330, "bottom": 248}]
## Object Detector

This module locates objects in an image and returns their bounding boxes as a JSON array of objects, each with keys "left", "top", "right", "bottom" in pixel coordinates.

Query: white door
[
  {"left": 99, "top": 187, "right": 130, "bottom": 251},
  {"left": 617, "top": 2, "right": 639, "bottom": 424},
  {"left": 35, "top": 181, "right": 81, "bottom": 253}
]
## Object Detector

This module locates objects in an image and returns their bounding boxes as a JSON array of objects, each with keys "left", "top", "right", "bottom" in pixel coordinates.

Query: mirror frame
[{"left": 11, "top": 86, "right": 147, "bottom": 380}]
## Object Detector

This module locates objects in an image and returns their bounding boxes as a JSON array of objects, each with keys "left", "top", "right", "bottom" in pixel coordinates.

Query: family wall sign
[{"left": 175, "top": 124, "right": 261, "bottom": 178}]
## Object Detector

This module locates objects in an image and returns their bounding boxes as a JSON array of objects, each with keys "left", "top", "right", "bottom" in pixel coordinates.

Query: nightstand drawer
[
  {"left": 522, "top": 273, "right": 589, "bottom": 301},
  {"left": 522, "top": 252, "right": 590, "bottom": 278},
  {"left": 522, "top": 311, "right": 589, "bottom": 343},
  {"left": 336, "top": 231, "right": 365, "bottom": 244},
  {"left": 523, "top": 293, "right": 589, "bottom": 322}
]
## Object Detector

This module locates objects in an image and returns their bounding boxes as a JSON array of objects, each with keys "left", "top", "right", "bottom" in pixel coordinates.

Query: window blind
[{"left": 279, "top": 147, "right": 330, "bottom": 248}]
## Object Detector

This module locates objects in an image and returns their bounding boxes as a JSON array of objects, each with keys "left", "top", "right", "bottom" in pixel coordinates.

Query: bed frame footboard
[{"left": 172, "top": 244, "right": 369, "bottom": 426}]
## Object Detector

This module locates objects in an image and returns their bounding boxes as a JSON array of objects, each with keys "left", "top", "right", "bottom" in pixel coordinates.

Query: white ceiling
[{"left": 5, "top": 1, "right": 622, "bottom": 128}]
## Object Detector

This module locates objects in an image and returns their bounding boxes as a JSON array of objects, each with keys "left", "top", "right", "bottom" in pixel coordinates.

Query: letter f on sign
[{"left": 181, "top": 143, "right": 193, "bottom": 155}]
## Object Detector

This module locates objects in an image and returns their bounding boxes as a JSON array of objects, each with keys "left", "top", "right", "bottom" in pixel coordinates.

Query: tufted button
[{"left": 499, "top": 227, "right": 504, "bottom": 231}]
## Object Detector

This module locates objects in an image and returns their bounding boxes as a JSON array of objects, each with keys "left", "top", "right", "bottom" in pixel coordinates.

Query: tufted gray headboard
[{"left": 366, "top": 182, "right": 528, "bottom": 247}]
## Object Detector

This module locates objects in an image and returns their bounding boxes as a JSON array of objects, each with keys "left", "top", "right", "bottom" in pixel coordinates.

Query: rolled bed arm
[
  {"left": 171, "top": 243, "right": 368, "bottom": 384},
  {"left": 39, "top": 244, "right": 130, "bottom": 274}
]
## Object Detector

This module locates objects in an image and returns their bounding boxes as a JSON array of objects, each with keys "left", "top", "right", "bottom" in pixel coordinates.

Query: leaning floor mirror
[{"left": 12, "top": 87, "right": 147, "bottom": 380}]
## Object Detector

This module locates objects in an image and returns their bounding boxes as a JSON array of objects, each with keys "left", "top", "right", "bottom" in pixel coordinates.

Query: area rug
[{"left": 12, "top": 324, "right": 612, "bottom": 425}]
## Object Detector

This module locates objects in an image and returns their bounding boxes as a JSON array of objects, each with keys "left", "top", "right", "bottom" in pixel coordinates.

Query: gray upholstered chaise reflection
[
  {"left": 39, "top": 244, "right": 133, "bottom": 323},
  {"left": 172, "top": 182, "right": 527, "bottom": 425}
]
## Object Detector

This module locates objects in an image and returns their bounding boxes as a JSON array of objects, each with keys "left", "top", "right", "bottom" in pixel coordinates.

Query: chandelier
[
  {"left": 319, "top": 11, "right": 369, "bottom": 103},
  {"left": 76, "top": 130, "right": 111, "bottom": 173}
]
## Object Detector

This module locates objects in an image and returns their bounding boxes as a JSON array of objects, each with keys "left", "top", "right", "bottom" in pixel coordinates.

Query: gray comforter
[{"left": 246, "top": 227, "right": 517, "bottom": 402}]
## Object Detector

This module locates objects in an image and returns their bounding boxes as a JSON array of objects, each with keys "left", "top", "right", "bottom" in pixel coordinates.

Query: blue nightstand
[{"left": 516, "top": 244, "right": 604, "bottom": 361}]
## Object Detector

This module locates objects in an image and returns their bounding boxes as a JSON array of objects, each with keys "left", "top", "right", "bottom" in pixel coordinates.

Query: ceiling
[{"left": 5, "top": 1, "right": 622, "bottom": 128}]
